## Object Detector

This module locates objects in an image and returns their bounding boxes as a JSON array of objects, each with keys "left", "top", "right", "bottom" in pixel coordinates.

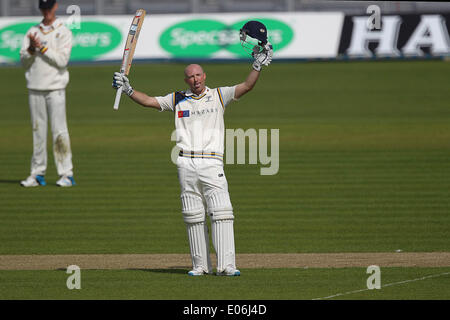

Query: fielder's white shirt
[
  {"left": 20, "top": 18, "right": 72, "bottom": 91},
  {"left": 156, "top": 86, "right": 236, "bottom": 155}
]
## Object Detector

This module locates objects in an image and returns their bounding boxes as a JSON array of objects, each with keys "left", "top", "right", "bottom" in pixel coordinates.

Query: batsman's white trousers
[
  {"left": 28, "top": 89, "right": 73, "bottom": 177},
  {"left": 177, "top": 156, "right": 237, "bottom": 273},
  {"left": 177, "top": 157, "right": 233, "bottom": 213}
]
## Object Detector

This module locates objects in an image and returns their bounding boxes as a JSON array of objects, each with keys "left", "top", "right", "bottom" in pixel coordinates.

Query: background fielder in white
[
  {"left": 113, "top": 52, "right": 272, "bottom": 275},
  {"left": 19, "top": 0, "right": 75, "bottom": 187}
]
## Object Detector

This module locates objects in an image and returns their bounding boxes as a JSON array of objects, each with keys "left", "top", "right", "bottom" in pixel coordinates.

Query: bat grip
[{"left": 113, "top": 86, "right": 123, "bottom": 110}]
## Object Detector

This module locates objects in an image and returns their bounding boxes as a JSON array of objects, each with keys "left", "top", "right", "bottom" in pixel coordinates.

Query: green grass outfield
[
  {"left": 0, "top": 268, "right": 449, "bottom": 300},
  {"left": 0, "top": 60, "right": 449, "bottom": 299}
]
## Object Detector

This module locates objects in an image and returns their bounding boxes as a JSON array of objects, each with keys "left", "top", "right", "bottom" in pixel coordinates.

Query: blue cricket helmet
[{"left": 239, "top": 20, "right": 268, "bottom": 45}]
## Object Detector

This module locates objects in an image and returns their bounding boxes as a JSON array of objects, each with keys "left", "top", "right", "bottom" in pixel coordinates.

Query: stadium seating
[
  {"left": 5, "top": 0, "right": 34, "bottom": 16},
  {"left": 0, "top": 0, "right": 449, "bottom": 16},
  {"left": 56, "top": 0, "right": 96, "bottom": 15},
  {"left": 128, "top": 0, "right": 191, "bottom": 14},
  {"left": 220, "top": 0, "right": 287, "bottom": 13}
]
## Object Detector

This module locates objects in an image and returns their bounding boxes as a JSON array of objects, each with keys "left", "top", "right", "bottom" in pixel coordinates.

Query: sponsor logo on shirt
[
  {"left": 178, "top": 108, "right": 220, "bottom": 118},
  {"left": 178, "top": 110, "right": 190, "bottom": 118},
  {"left": 192, "top": 107, "right": 219, "bottom": 116}
]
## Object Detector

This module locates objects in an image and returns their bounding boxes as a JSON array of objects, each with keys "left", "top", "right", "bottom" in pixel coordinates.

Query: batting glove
[
  {"left": 252, "top": 42, "right": 273, "bottom": 72},
  {"left": 112, "top": 72, "right": 134, "bottom": 96}
]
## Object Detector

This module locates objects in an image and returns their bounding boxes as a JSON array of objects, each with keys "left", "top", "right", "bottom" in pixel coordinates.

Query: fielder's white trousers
[{"left": 28, "top": 89, "right": 73, "bottom": 177}]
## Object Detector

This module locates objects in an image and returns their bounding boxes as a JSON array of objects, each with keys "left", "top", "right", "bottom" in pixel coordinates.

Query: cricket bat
[{"left": 113, "top": 9, "right": 146, "bottom": 110}]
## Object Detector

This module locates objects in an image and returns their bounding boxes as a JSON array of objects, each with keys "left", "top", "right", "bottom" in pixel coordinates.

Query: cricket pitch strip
[{"left": 0, "top": 252, "right": 449, "bottom": 270}]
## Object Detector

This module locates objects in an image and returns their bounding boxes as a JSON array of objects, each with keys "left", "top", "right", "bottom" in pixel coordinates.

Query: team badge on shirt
[{"left": 178, "top": 110, "right": 190, "bottom": 118}]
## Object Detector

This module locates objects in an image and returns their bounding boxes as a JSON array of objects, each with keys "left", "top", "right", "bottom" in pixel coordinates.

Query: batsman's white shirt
[
  {"left": 20, "top": 18, "right": 72, "bottom": 90},
  {"left": 156, "top": 86, "right": 236, "bottom": 157}
]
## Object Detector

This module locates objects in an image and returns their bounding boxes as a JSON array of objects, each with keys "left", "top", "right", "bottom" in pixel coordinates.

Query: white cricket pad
[
  {"left": 186, "top": 222, "right": 212, "bottom": 273},
  {"left": 181, "top": 192, "right": 205, "bottom": 224},
  {"left": 206, "top": 191, "right": 234, "bottom": 221},
  {"left": 212, "top": 219, "right": 236, "bottom": 273}
]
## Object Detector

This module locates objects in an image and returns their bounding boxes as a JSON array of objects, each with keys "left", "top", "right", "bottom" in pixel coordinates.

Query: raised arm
[
  {"left": 129, "top": 90, "right": 161, "bottom": 109},
  {"left": 234, "top": 69, "right": 260, "bottom": 100},
  {"left": 112, "top": 72, "right": 161, "bottom": 110},
  {"left": 234, "top": 42, "right": 273, "bottom": 100}
]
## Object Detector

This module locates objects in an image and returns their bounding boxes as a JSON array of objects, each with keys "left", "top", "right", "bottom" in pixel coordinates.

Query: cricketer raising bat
[{"left": 113, "top": 9, "right": 146, "bottom": 110}]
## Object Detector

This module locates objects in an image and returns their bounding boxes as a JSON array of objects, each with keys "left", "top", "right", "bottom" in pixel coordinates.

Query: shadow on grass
[
  {"left": 54, "top": 267, "right": 191, "bottom": 275},
  {"left": 0, "top": 180, "right": 20, "bottom": 184},
  {"left": 128, "top": 268, "right": 189, "bottom": 275}
]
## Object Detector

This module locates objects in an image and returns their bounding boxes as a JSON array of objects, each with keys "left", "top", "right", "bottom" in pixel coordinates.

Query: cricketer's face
[
  {"left": 40, "top": 3, "right": 58, "bottom": 21},
  {"left": 184, "top": 64, "right": 206, "bottom": 95}
]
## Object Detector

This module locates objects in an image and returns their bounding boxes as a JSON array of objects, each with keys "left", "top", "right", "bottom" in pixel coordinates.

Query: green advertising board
[
  {"left": 0, "top": 21, "right": 122, "bottom": 62},
  {"left": 159, "top": 18, "right": 294, "bottom": 58}
]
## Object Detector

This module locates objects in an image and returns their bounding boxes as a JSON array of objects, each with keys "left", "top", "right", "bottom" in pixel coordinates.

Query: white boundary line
[{"left": 312, "top": 271, "right": 450, "bottom": 300}]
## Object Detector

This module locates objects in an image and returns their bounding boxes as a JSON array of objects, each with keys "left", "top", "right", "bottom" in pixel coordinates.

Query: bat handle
[{"left": 113, "top": 86, "right": 123, "bottom": 110}]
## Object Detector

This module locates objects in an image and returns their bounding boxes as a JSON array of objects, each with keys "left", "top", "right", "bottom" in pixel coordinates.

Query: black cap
[
  {"left": 39, "top": 0, "right": 56, "bottom": 9},
  {"left": 240, "top": 21, "right": 268, "bottom": 44}
]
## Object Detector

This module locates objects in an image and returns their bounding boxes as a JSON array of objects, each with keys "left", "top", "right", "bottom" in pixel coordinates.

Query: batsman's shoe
[
  {"left": 20, "top": 175, "right": 46, "bottom": 187},
  {"left": 217, "top": 267, "right": 241, "bottom": 277},
  {"left": 56, "top": 176, "right": 76, "bottom": 187},
  {"left": 188, "top": 268, "right": 209, "bottom": 276}
]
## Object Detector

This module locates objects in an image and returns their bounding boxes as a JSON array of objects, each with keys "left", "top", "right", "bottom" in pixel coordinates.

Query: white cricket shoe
[
  {"left": 20, "top": 175, "right": 46, "bottom": 187},
  {"left": 217, "top": 266, "right": 241, "bottom": 276},
  {"left": 188, "top": 268, "right": 209, "bottom": 276},
  {"left": 56, "top": 176, "right": 76, "bottom": 187}
]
